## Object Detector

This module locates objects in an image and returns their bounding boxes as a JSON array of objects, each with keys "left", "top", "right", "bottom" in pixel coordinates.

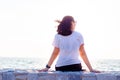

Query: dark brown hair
[{"left": 57, "top": 16, "right": 75, "bottom": 36}]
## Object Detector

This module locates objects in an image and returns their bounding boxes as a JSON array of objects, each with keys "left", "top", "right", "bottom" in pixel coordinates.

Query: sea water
[{"left": 0, "top": 57, "right": 119, "bottom": 71}]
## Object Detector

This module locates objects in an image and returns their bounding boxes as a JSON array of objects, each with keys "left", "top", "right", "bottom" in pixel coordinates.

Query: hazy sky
[{"left": 0, "top": 0, "right": 120, "bottom": 59}]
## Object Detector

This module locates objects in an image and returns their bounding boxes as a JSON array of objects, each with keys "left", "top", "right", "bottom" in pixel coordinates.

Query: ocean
[{"left": 0, "top": 57, "right": 119, "bottom": 71}]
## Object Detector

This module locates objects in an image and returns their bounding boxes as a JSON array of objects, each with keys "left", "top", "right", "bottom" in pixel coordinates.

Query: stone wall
[{"left": 0, "top": 69, "right": 120, "bottom": 80}]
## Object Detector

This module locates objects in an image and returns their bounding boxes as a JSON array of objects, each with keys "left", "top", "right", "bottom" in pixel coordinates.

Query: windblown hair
[{"left": 56, "top": 16, "right": 75, "bottom": 36}]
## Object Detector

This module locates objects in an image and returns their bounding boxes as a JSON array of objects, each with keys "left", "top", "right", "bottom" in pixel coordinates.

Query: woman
[{"left": 40, "top": 16, "right": 100, "bottom": 72}]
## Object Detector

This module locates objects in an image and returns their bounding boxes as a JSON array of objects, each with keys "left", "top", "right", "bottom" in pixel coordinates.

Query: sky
[{"left": 0, "top": 0, "right": 120, "bottom": 59}]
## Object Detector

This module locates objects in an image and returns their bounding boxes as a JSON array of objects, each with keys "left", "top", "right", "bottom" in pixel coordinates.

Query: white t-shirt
[{"left": 52, "top": 31, "right": 84, "bottom": 67}]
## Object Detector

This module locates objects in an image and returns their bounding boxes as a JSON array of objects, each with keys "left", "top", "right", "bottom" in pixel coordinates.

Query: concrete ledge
[{"left": 0, "top": 69, "right": 120, "bottom": 80}]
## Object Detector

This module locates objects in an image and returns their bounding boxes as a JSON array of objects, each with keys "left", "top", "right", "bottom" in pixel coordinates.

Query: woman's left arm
[
  {"left": 38, "top": 47, "right": 59, "bottom": 72},
  {"left": 79, "top": 44, "right": 100, "bottom": 73}
]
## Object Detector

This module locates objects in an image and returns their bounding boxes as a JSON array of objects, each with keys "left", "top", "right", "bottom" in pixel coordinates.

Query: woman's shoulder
[
  {"left": 54, "top": 31, "right": 83, "bottom": 38},
  {"left": 73, "top": 31, "right": 83, "bottom": 36},
  {"left": 55, "top": 33, "right": 60, "bottom": 37},
  {"left": 54, "top": 33, "right": 61, "bottom": 39}
]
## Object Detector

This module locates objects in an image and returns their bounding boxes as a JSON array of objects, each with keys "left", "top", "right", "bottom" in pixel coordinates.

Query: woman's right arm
[{"left": 39, "top": 47, "right": 59, "bottom": 72}]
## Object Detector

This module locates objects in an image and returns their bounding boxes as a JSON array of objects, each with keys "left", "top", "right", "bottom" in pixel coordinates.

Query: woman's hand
[
  {"left": 38, "top": 68, "right": 49, "bottom": 72},
  {"left": 90, "top": 69, "right": 101, "bottom": 73}
]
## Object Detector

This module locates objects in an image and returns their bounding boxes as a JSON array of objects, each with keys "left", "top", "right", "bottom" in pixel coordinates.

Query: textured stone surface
[
  {"left": 28, "top": 73, "right": 39, "bottom": 80},
  {"left": 117, "top": 76, "right": 120, "bottom": 80},
  {"left": 16, "top": 74, "right": 27, "bottom": 80},
  {"left": 38, "top": 72, "right": 68, "bottom": 80},
  {"left": 96, "top": 73, "right": 117, "bottom": 80},
  {"left": 0, "top": 74, "right": 2, "bottom": 80},
  {"left": 2, "top": 72, "right": 15, "bottom": 80},
  {"left": 82, "top": 72, "right": 96, "bottom": 80},
  {"left": 82, "top": 76, "right": 96, "bottom": 80},
  {"left": 15, "top": 70, "right": 28, "bottom": 80},
  {"left": 0, "top": 69, "right": 120, "bottom": 80},
  {"left": 0, "top": 72, "right": 2, "bottom": 80},
  {"left": 68, "top": 73, "right": 81, "bottom": 80}
]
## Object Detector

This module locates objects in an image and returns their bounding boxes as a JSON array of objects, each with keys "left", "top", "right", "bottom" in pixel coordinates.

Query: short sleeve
[
  {"left": 52, "top": 34, "right": 59, "bottom": 48},
  {"left": 78, "top": 33, "right": 84, "bottom": 46},
  {"left": 80, "top": 34, "right": 84, "bottom": 45}
]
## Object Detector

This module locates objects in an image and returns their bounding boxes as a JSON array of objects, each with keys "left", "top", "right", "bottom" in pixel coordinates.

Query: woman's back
[{"left": 53, "top": 31, "right": 84, "bottom": 67}]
